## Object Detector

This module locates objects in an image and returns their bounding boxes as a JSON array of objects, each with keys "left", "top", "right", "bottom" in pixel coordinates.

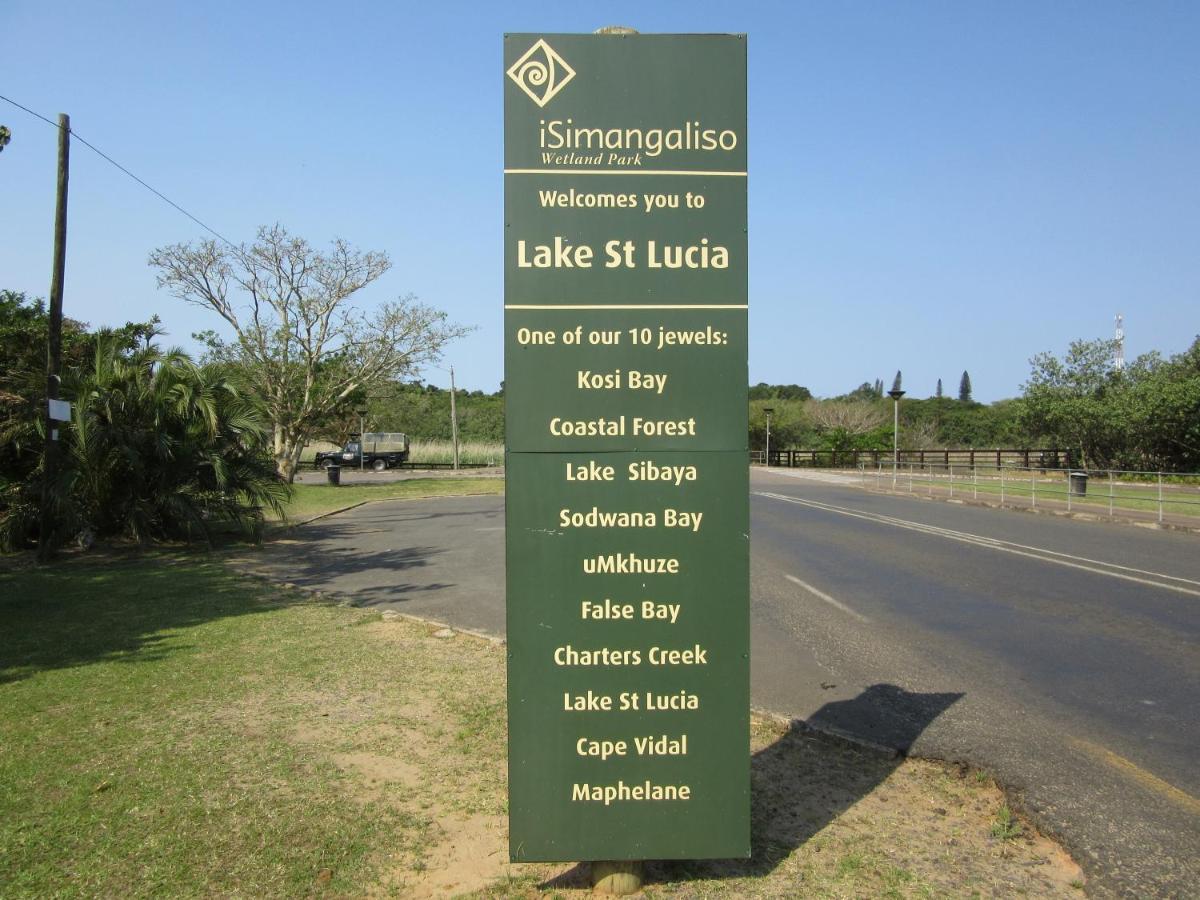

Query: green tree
[
  {"left": 936, "top": 378, "right": 943, "bottom": 399},
  {"left": 1020, "top": 339, "right": 1127, "bottom": 467},
  {"left": 807, "top": 399, "right": 889, "bottom": 454},
  {"left": 749, "top": 398, "right": 813, "bottom": 450},
  {"left": 2, "top": 336, "right": 287, "bottom": 550},
  {"left": 1, "top": 290, "right": 159, "bottom": 485},
  {"left": 891, "top": 370, "right": 903, "bottom": 393},
  {"left": 959, "top": 370, "right": 973, "bottom": 403},
  {"left": 359, "top": 381, "right": 505, "bottom": 444},
  {"left": 748, "top": 382, "right": 812, "bottom": 402},
  {"left": 1020, "top": 337, "right": 1200, "bottom": 470},
  {"left": 1123, "top": 337, "right": 1200, "bottom": 471},
  {"left": 901, "top": 396, "right": 1027, "bottom": 448},
  {"left": 842, "top": 382, "right": 878, "bottom": 401},
  {"left": 150, "top": 225, "right": 470, "bottom": 481}
]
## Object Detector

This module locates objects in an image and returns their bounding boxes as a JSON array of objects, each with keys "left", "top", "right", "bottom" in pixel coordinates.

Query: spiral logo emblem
[{"left": 507, "top": 39, "right": 576, "bottom": 108}]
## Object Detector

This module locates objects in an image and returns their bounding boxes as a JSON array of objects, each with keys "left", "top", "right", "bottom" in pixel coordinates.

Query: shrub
[{"left": 1, "top": 336, "right": 288, "bottom": 550}]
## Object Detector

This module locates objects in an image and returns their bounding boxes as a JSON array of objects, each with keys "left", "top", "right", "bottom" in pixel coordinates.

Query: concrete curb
[
  {"left": 229, "top": 565, "right": 507, "bottom": 648},
  {"left": 275, "top": 488, "right": 505, "bottom": 532},
  {"left": 753, "top": 707, "right": 901, "bottom": 760}
]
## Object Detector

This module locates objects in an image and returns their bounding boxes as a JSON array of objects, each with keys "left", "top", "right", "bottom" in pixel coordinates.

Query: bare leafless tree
[
  {"left": 903, "top": 419, "right": 942, "bottom": 449},
  {"left": 805, "top": 399, "right": 887, "bottom": 435},
  {"left": 150, "top": 224, "right": 470, "bottom": 480}
]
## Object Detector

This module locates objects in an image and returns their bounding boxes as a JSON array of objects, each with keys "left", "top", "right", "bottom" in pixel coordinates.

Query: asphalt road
[
  {"left": 748, "top": 468, "right": 1199, "bottom": 898},
  {"left": 243, "top": 472, "right": 1200, "bottom": 897}
]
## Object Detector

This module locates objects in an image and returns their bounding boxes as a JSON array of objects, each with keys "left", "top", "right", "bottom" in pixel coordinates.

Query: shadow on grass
[
  {"left": 542, "top": 684, "right": 962, "bottom": 890},
  {"left": 0, "top": 554, "right": 306, "bottom": 686}
]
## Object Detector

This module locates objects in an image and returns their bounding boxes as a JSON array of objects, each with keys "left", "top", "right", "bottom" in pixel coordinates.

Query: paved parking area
[{"left": 235, "top": 494, "right": 507, "bottom": 635}]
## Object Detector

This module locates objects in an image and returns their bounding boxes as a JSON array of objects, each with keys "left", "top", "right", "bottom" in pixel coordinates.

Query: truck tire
[
  {"left": 372, "top": 458, "right": 387, "bottom": 473},
  {"left": 322, "top": 458, "right": 336, "bottom": 469}
]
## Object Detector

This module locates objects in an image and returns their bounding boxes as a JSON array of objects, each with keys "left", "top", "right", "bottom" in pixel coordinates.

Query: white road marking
[
  {"left": 756, "top": 492, "right": 1200, "bottom": 599},
  {"left": 785, "top": 573, "right": 870, "bottom": 622}
]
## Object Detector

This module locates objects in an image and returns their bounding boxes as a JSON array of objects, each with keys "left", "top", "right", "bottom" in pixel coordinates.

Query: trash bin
[
  {"left": 1069, "top": 471, "right": 1088, "bottom": 496},
  {"left": 326, "top": 465, "right": 341, "bottom": 486}
]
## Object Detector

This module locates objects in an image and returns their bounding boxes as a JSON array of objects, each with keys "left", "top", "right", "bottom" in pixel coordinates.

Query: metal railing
[
  {"left": 860, "top": 461, "right": 1200, "bottom": 527},
  {"left": 752, "top": 448, "right": 1075, "bottom": 470}
]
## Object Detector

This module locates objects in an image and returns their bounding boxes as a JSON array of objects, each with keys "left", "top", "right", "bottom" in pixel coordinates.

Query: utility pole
[
  {"left": 37, "top": 113, "right": 70, "bottom": 563},
  {"left": 449, "top": 365, "right": 460, "bottom": 470}
]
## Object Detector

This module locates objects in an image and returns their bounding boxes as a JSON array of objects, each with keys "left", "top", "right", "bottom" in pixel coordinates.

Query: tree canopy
[
  {"left": 149, "top": 224, "right": 471, "bottom": 480},
  {"left": 0, "top": 298, "right": 285, "bottom": 551},
  {"left": 1021, "top": 336, "right": 1200, "bottom": 470},
  {"left": 959, "top": 370, "right": 973, "bottom": 403},
  {"left": 1, "top": 290, "right": 161, "bottom": 486},
  {"left": 748, "top": 382, "right": 812, "bottom": 402}
]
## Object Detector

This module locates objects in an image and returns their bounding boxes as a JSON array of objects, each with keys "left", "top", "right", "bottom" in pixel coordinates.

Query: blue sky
[{"left": 2, "top": 1, "right": 1197, "bottom": 401}]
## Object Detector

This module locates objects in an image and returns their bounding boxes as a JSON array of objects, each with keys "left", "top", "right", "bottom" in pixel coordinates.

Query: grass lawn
[
  {"left": 0, "top": 555, "right": 508, "bottom": 897},
  {"left": 1, "top": 555, "right": 1083, "bottom": 898},
  {"left": 279, "top": 477, "right": 504, "bottom": 524}
]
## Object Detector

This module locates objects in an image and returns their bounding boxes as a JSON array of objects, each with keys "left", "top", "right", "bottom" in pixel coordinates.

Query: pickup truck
[{"left": 314, "top": 432, "right": 410, "bottom": 472}]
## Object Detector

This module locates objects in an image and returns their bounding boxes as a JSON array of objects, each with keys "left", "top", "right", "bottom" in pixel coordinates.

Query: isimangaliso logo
[{"left": 507, "top": 39, "right": 575, "bottom": 108}]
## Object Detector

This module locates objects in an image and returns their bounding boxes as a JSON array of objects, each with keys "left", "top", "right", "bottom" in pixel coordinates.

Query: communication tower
[{"left": 1114, "top": 313, "right": 1125, "bottom": 372}]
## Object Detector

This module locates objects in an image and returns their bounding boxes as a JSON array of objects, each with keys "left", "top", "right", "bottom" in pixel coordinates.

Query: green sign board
[{"left": 504, "top": 32, "right": 748, "bottom": 862}]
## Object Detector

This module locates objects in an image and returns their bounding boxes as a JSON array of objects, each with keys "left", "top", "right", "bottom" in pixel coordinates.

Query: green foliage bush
[
  {"left": 1021, "top": 336, "right": 1200, "bottom": 471},
  {"left": 355, "top": 380, "right": 505, "bottom": 444},
  {"left": 1, "top": 293, "right": 287, "bottom": 550}
]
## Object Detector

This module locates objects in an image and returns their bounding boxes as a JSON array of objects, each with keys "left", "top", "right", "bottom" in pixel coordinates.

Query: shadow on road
[
  {"left": 541, "top": 684, "right": 962, "bottom": 889},
  {"left": 808, "top": 683, "right": 966, "bottom": 754},
  {"left": 346, "top": 580, "right": 456, "bottom": 606},
  {"left": 247, "top": 533, "right": 452, "bottom": 600}
]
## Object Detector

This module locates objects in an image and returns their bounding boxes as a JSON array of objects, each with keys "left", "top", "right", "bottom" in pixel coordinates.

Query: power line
[
  {"left": 0, "top": 93, "right": 59, "bottom": 128},
  {"left": 0, "top": 93, "right": 236, "bottom": 247}
]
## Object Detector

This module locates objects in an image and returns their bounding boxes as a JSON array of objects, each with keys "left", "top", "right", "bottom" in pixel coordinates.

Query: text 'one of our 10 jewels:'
[{"left": 504, "top": 32, "right": 749, "bottom": 862}]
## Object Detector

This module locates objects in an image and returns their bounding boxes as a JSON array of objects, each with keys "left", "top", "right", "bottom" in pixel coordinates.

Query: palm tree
[{"left": 2, "top": 334, "right": 288, "bottom": 550}]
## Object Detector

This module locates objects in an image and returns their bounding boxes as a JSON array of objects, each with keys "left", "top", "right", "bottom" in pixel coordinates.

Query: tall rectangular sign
[{"left": 504, "top": 32, "right": 749, "bottom": 862}]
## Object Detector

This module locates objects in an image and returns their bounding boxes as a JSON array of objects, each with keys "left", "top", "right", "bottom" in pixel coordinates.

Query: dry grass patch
[
  {"left": 2, "top": 555, "right": 1082, "bottom": 899},
  {"left": 477, "top": 717, "right": 1083, "bottom": 898}
]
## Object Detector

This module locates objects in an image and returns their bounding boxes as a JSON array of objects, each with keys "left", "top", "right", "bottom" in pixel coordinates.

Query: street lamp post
[
  {"left": 763, "top": 407, "right": 774, "bottom": 468},
  {"left": 887, "top": 389, "right": 905, "bottom": 482}
]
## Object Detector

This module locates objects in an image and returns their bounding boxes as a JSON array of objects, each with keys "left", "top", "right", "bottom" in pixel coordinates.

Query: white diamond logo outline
[{"left": 507, "top": 39, "right": 576, "bottom": 108}]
